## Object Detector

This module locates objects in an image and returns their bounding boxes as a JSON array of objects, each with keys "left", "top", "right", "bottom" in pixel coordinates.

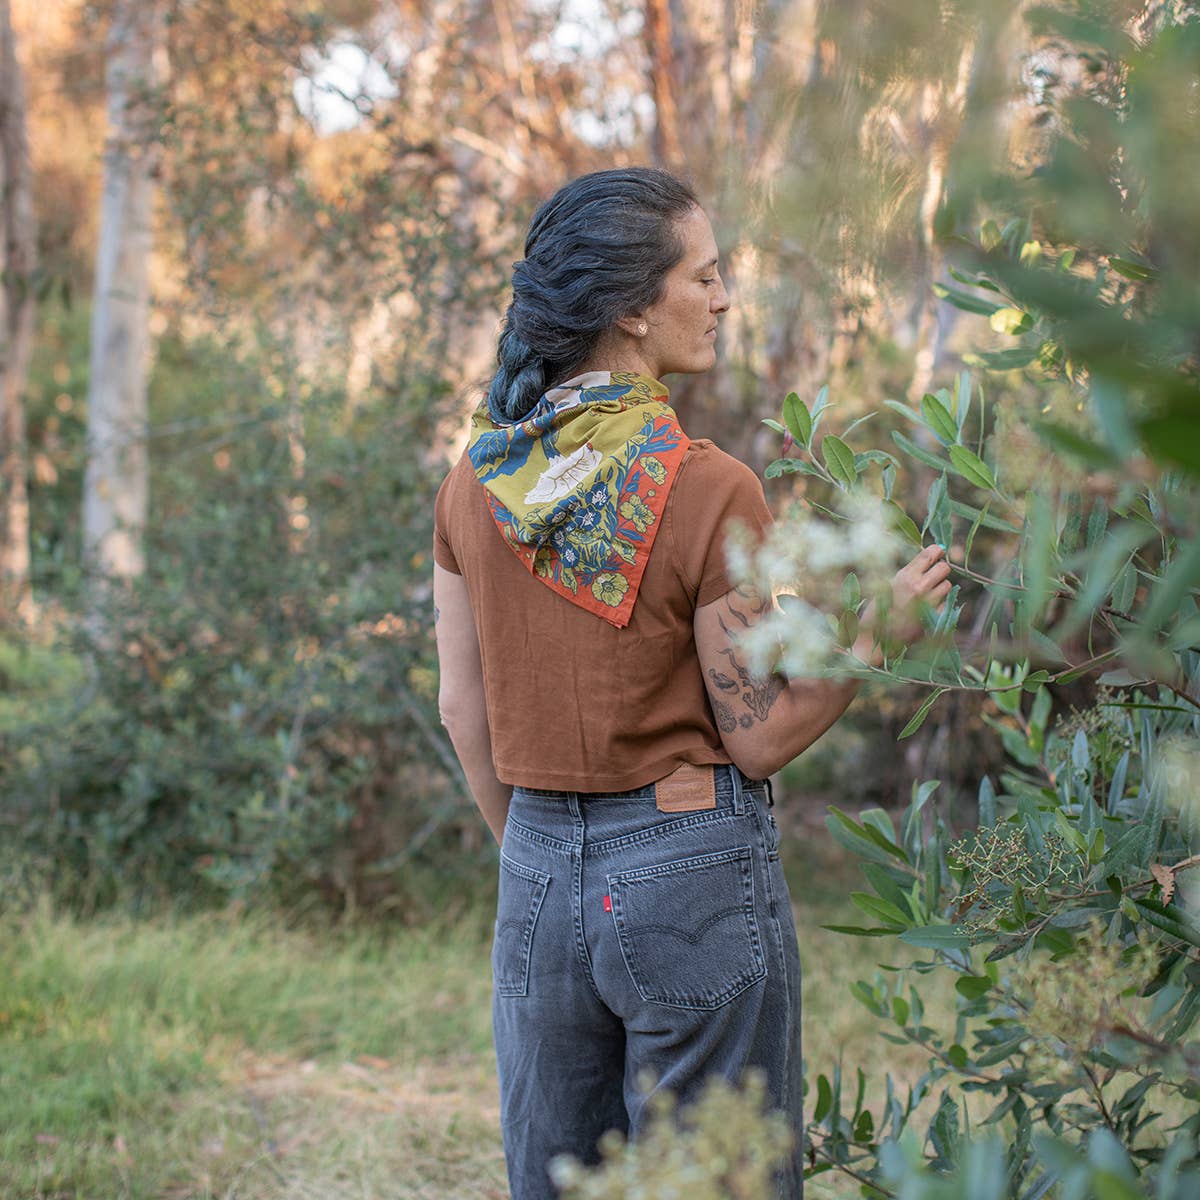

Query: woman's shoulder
[{"left": 678, "top": 438, "right": 763, "bottom": 494}]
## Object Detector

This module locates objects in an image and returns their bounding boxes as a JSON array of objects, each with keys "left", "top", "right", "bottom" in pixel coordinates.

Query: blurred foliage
[
  {"left": 550, "top": 1071, "right": 793, "bottom": 1200},
  {"left": 747, "top": 2, "right": 1200, "bottom": 1195}
]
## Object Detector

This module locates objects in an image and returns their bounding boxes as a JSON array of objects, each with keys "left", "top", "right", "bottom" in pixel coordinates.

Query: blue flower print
[
  {"left": 588, "top": 484, "right": 608, "bottom": 507},
  {"left": 562, "top": 545, "right": 580, "bottom": 567}
]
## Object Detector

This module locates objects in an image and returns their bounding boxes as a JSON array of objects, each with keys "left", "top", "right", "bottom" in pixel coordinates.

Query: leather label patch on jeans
[{"left": 654, "top": 763, "right": 717, "bottom": 812}]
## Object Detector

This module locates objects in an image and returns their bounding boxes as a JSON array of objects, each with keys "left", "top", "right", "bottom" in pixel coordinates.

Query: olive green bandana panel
[{"left": 466, "top": 371, "right": 690, "bottom": 627}]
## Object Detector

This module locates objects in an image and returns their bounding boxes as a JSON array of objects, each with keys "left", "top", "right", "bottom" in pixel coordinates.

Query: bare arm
[
  {"left": 695, "top": 544, "right": 952, "bottom": 780},
  {"left": 433, "top": 563, "right": 512, "bottom": 844}
]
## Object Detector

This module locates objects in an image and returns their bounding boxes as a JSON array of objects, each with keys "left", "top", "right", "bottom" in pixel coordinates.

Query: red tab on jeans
[{"left": 603, "top": 894, "right": 612, "bottom": 913}]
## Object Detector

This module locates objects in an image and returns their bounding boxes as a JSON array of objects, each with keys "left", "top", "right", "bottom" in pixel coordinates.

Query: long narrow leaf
[{"left": 899, "top": 687, "right": 950, "bottom": 738}]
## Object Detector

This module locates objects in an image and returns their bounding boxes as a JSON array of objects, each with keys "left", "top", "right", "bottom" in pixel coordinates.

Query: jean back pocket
[
  {"left": 608, "top": 845, "right": 767, "bottom": 1010},
  {"left": 493, "top": 852, "right": 551, "bottom": 998}
]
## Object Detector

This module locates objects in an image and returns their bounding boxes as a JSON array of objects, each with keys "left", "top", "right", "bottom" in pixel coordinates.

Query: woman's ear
[{"left": 614, "top": 314, "right": 649, "bottom": 338}]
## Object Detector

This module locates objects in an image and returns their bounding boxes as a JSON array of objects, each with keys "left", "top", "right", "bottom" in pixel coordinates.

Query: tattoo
[
  {"left": 712, "top": 698, "right": 738, "bottom": 733},
  {"left": 732, "top": 582, "right": 773, "bottom": 618},
  {"left": 709, "top": 609, "right": 786, "bottom": 723},
  {"left": 717, "top": 644, "right": 785, "bottom": 722},
  {"left": 709, "top": 670, "right": 739, "bottom": 693},
  {"left": 433, "top": 604, "right": 440, "bottom": 625}
]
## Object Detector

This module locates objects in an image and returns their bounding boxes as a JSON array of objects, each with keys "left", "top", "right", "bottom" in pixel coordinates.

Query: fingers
[{"left": 900, "top": 542, "right": 946, "bottom": 576}]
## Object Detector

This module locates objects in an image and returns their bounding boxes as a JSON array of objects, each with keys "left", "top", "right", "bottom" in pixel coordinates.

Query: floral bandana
[{"left": 467, "top": 371, "right": 690, "bottom": 628}]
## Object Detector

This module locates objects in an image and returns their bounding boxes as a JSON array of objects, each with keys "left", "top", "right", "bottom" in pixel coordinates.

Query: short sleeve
[
  {"left": 432, "top": 464, "right": 462, "bottom": 574},
  {"left": 669, "top": 440, "right": 773, "bottom": 608}
]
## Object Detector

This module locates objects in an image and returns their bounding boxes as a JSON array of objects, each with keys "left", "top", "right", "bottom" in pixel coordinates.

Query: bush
[
  {"left": 743, "top": 4, "right": 1200, "bottom": 1194},
  {"left": 1, "top": 352, "right": 475, "bottom": 912}
]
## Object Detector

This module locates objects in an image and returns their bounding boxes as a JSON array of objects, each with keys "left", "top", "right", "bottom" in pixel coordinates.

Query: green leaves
[
  {"left": 782, "top": 390, "right": 812, "bottom": 445},
  {"left": 921, "top": 393, "right": 958, "bottom": 444},
  {"left": 821, "top": 434, "right": 857, "bottom": 486},
  {"left": 899, "top": 924, "right": 972, "bottom": 950},
  {"left": 947, "top": 445, "right": 996, "bottom": 490},
  {"left": 988, "top": 306, "right": 1033, "bottom": 335},
  {"left": 898, "top": 687, "right": 950, "bottom": 739},
  {"left": 933, "top": 281, "right": 1002, "bottom": 316},
  {"left": 1107, "top": 256, "right": 1157, "bottom": 281},
  {"left": 826, "top": 806, "right": 907, "bottom": 866},
  {"left": 883, "top": 499, "right": 923, "bottom": 547}
]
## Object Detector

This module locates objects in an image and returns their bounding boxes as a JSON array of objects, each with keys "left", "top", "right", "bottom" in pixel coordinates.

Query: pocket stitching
[
  {"left": 494, "top": 854, "right": 550, "bottom": 998},
  {"left": 608, "top": 845, "right": 767, "bottom": 1010}
]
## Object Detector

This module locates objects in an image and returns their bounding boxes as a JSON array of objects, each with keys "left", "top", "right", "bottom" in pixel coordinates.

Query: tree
[
  {"left": 0, "top": 0, "right": 37, "bottom": 623},
  {"left": 82, "top": 0, "right": 165, "bottom": 599}
]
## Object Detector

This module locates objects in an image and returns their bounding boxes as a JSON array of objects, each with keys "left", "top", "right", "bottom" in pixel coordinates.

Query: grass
[{"left": 0, "top": 829, "right": 955, "bottom": 1199}]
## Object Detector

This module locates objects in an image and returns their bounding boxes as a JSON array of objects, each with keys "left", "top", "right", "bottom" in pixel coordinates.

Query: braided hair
[{"left": 486, "top": 168, "right": 699, "bottom": 424}]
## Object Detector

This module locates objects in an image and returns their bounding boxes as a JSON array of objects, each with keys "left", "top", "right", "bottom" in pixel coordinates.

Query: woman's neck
[{"left": 572, "top": 331, "right": 661, "bottom": 381}]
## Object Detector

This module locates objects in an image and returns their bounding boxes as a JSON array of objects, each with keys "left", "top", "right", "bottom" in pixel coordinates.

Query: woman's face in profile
[{"left": 638, "top": 206, "right": 731, "bottom": 379}]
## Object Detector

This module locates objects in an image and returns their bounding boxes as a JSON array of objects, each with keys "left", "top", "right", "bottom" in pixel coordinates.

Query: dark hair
[{"left": 485, "top": 167, "right": 699, "bottom": 423}]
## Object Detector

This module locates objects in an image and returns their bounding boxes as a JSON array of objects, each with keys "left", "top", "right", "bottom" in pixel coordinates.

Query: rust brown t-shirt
[{"left": 433, "top": 438, "right": 773, "bottom": 792}]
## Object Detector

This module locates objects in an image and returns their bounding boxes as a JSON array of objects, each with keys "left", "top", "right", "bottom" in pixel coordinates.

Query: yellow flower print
[
  {"left": 611, "top": 538, "right": 637, "bottom": 564},
  {"left": 641, "top": 455, "right": 667, "bottom": 485},
  {"left": 533, "top": 548, "right": 554, "bottom": 579},
  {"left": 619, "top": 495, "right": 655, "bottom": 533},
  {"left": 591, "top": 572, "right": 628, "bottom": 607}
]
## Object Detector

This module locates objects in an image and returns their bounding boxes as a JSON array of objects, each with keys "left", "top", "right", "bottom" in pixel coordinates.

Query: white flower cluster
[{"left": 726, "top": 490, "right": 905, "bottom": 679}]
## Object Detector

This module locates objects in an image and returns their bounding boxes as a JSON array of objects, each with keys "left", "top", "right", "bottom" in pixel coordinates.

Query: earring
[{"left": 637, "top": 321, "right": 647, "bottom": 336}]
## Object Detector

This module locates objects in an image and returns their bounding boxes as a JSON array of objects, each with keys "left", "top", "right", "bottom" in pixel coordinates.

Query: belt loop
[{"left": 728, "top": 764, "right": 746, "bottom": 815}]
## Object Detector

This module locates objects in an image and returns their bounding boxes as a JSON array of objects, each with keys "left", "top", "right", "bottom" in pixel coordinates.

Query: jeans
[{"left": 491, "top": 764, "right": 803, "bottom": 1199}]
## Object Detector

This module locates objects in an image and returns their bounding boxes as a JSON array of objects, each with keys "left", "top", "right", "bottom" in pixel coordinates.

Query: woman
[{"left": 432, "top": 167, "right": 951, "bottom": 1199}]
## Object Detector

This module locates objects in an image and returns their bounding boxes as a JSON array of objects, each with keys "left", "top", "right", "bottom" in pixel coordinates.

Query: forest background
[{"left": 1, "top": 0, "right": 1199, "bottom": 1197}]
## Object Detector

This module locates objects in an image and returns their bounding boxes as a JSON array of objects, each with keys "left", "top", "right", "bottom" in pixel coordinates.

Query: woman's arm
[
  {"left": 694, "top": 543, "right": 952, "bottom": 780},
  {"left": 433, "top": 563, "right": 512, "bottom": 844}
]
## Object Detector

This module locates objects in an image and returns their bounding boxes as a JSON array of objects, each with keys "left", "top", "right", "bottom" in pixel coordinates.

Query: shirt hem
[{"left": 496, "top": 748, "right": 734, "bottom": 794}]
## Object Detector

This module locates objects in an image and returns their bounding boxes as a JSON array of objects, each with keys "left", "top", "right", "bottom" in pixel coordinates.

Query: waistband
[{"left": 513, "top": 762, "right": 773, "bottom": 808}]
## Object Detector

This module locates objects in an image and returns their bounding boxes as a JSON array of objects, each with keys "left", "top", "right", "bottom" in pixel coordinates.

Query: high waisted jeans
[{"left": 491, "top": 764, "right": 803, "bottom": 1199}]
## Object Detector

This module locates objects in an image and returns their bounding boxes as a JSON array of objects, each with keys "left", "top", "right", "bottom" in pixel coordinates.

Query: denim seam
[
  {"left": 607, "top": 843, "right": 755, "bottom": 883},
  {"left": 569, "top": 795, "right": 608, "bottom": 1006},
  {"left": 584, "top": 809, "right": 744, "bottom": 857},
  {"left": 498, "top": 851, "right": 551, "bottom": 886},
  {"left": 504, "top": 817, "right": 576, "bottom": 854},
  {"left": 494, "top": 855, "right": 551, "bottom": 998}
]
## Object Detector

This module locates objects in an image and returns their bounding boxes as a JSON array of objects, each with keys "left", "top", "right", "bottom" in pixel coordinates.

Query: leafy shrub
[
  {"left": 743, "top": 4, "right": 1200, "bottom": 1194},
  {"left": 0, "top": 358, "right": 474, "bottom": 911}
]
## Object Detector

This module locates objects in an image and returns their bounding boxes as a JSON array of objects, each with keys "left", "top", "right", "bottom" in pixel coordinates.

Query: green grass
[{"left": 0, "top": 834, "right": 955, "bottom": 1199}]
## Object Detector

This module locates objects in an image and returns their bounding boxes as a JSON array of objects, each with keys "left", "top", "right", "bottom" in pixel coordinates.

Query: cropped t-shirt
[{"left": 432, "top": 438, "right": 773, "bottom": 792}]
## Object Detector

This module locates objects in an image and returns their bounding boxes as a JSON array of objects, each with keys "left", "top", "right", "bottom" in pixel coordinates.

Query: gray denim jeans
[{"left": 491, "top": 763, "right": 803, "bottom": 1199}]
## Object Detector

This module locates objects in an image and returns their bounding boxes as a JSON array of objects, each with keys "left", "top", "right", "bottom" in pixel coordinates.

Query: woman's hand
[
  {"left": 857, "top": 543, "right": 953, "bottom": 655},
  {"left": 890, "top": 542, "right": 954, "bottom": 640}
]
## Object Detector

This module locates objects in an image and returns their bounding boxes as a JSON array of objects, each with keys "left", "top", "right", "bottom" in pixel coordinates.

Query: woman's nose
[{"left": 713, "top": 280, "right": 731, "bottom": 313}]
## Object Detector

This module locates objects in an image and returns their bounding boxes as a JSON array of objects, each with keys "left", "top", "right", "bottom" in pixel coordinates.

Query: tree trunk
[
  {"left": 0, "top": 0, "right": 36, "bottom": 625},
  {"left": 82, "top": 0, "right": 165, "bottom": 600},
  {"left": 907, "top": 37, "right": 981, "bottom": 403}
]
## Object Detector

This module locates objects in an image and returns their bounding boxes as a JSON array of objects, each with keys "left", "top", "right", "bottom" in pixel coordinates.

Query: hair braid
[{"left": 484, "top": 167, "right": 699, "bottom": 425}]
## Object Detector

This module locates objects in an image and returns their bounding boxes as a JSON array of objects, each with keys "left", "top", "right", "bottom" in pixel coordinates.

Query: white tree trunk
[
  {"left": 0, "top": 0, "right": 36, "bottom": 623},
  {"left": 82, "top": 0, "right": 165, "bottom": 591}
]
